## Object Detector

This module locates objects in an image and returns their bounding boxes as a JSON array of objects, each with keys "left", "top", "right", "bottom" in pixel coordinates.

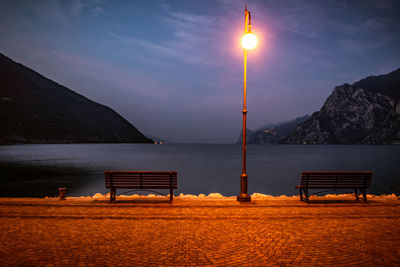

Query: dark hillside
[{"left": 0, "top": 53, "right": 152, "bottom": 144}]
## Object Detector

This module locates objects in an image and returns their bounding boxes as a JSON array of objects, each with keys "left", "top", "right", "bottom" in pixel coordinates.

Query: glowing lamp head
[{"left": 241, "top": 32, "right": 257, "bottom": 50}]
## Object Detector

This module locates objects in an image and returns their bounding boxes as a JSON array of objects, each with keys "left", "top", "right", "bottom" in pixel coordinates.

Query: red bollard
[{"left": 59, "top": 187, "right": 67, "bottom": 200}]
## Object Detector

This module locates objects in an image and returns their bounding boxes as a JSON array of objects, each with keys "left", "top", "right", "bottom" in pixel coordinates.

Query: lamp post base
[
  {"left": 237, "top": 173, "right": 251, "bottom": 202},
  {"left": 237, "top": 193, "right": 251, "bottom": 202}
]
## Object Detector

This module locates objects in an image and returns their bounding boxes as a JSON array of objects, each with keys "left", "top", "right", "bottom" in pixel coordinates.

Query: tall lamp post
[{"left": 237, "top": 4, "right": 257, "bottom": 202}]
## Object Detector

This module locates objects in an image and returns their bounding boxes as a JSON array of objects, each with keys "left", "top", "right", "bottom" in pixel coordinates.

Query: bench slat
[
  {"left": 106, "top": 183, "right": 177, "bottom": 185},
  {"left": 106, "top": 184, "right": 178, "bottom": 188},
  {"left": 106, "top": 179, "right": 177, "bottom": 182},
  {"left": 301, "top": 182, "right": 370, "bottom": 184},
  {"left": 105, "top": 179, "right": 177, "bottom": 183},
  {"left": 106, "top": 185, "right": 178, "bottom": 189},
  {"left": 304, "top": 187, "right": 367, "bottom": 189}
]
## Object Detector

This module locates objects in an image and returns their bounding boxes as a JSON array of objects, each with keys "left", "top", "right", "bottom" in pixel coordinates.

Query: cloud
[
  {"left": 168, "top": 11, "right": 213, "bottom": 26},
  {"left": 66, "top": 0, "right": 107, "bottom": 17},
  {"left": 339, "top": 37, "right": 389, "bottom": 54},
  {"left": 366, "top": 0, "right": 394, "bottom": 11},
  {"left": 93, "top": 6, "right": 105, "bottom": 14},
  {"left": 111, "top": 3, "right": 230, "bottom": 69},
  {"left": 69, "top": 0, "right": 84, "bottom": 16},
  {"left": 156, "top": 4, "right": 220, "bottom": 65}
]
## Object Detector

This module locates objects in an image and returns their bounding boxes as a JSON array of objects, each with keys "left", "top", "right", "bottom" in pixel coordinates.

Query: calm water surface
[{"left": 0, "top": 144, "right": 399, "bottom": 197}]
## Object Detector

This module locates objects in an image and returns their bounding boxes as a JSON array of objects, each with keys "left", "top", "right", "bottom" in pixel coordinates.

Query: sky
[{"left": 1, "top": 0, "right": 399, "bottom": 143}]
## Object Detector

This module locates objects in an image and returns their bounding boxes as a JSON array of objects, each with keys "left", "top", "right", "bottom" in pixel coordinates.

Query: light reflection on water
[{"left": 0, "top": 144, "right": 399, "bottom": 197}]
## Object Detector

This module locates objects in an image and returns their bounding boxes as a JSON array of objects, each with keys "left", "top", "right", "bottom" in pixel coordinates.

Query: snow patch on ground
[{"left": 67, "top": 192, "right": 399, "bottom": 200}]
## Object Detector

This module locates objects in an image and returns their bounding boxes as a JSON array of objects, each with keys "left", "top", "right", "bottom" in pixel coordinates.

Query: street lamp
[
  {"left": 241, "top": 32, "right": 258, "bottom": 50},
  {"left": 237, "top": 4, "right": 257, "bottom": 202}
]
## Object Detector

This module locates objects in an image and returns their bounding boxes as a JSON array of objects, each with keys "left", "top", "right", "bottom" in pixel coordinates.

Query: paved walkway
[{"left": 0, "top": 197, "right": 399, "bottom": 266}]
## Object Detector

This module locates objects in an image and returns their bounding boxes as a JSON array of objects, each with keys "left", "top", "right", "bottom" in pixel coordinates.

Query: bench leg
[
  {"left": 304, "top": 188, "right": 309, "bottom": 202},
  {"left": 299, "top": 188, "right": 303, "bottom": 201},
  {"left": 354, "top": 188, "right": 359, "bottom": 201},
  {"left": 110, "top": 187, "right": 116, "bottom": 203},
  {"left": 169, "top": 187, "right": 173, "bottom": 203},
  {"left": 361, "top": 188, "right": 367, "bottom": 203}
]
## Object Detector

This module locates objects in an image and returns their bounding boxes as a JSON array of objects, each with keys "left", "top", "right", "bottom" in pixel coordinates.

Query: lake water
[{"left": 0, "top": 144, "right": 399, "bottom": 197}]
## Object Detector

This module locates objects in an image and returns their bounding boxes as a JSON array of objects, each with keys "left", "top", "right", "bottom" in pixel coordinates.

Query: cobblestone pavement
[{"left": 0, "top": 197, "right": 399, "bottom": 266}]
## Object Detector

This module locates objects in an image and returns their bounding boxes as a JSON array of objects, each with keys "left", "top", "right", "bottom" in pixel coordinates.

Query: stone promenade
[{"left": 0, "top": 196, "right": 399, "bottom": 266}]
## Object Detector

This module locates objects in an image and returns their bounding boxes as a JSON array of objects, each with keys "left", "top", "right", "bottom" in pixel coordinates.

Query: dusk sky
[{"left": 1, "top": 0, "right": 399, "bottom": 143}]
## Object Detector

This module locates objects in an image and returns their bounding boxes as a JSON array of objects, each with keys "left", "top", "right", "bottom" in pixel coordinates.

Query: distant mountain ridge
[
  {"left": 236, "top": 115, "right": 310, "bottom": 144},
  {"left": 352, "top": 69, "right": 400, "bottom": 99},
  {"left": 280, "top": 68, "right": 400, "bottom": 144},
  {"left": 0, "top": 53, "right": 152, "bottom": 144}
]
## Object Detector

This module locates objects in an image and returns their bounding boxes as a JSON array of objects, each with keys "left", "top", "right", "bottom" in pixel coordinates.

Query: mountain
[
  {"left": 280, "top": 68, "right": 400, "bottom": 144},
  {"left": 352, "top": 69, "right": 400, "bottom": 99},
  {"left": 0, "top": 53, "right": 152, "bottom": 144},
  {"left": 236, "top": 115, "right": 309, "bottom": 144}
]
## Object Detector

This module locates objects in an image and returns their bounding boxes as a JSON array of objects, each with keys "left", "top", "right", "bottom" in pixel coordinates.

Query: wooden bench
[
  {"left": 295, "top": 171, "right": 373, "bottom": 202},
  {"left": 105, "top": 171, "right": 178, "bottom": 202}
]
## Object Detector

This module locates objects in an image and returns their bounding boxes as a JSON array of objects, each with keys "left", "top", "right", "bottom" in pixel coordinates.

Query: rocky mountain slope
[
  {"left": 0, "top": 53, "right": 152, "bottom": 144},
  {"left": 237, "top": 115, "right": 309, "bottom": 144},
  {"left": 280, "top": 68, "right": 400, "bottom": 144}
]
